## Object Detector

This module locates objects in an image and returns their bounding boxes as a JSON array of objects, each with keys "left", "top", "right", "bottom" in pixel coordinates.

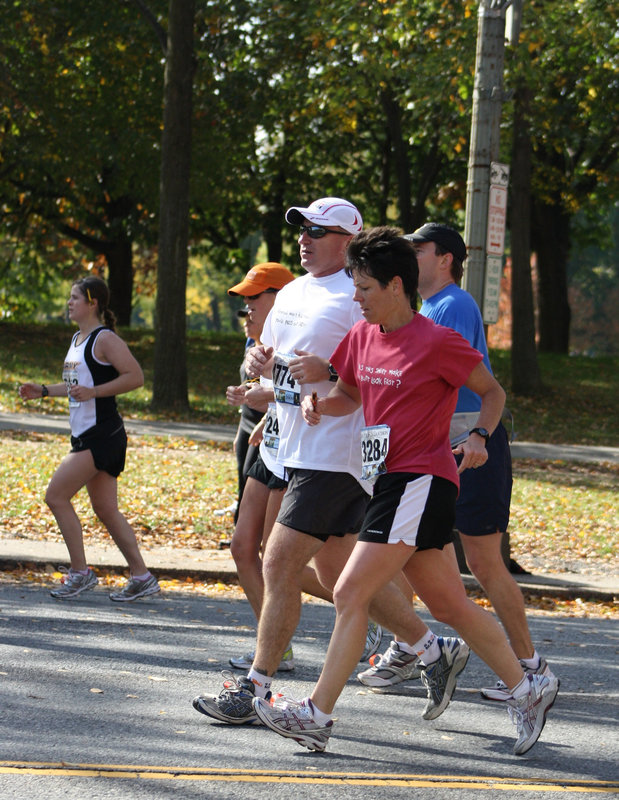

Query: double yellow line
[{"left": 0, "top": 761, "right": 617, "bottom": 791}]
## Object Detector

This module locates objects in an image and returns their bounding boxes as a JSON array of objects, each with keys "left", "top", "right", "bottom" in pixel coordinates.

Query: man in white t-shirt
[{"left": 194, "top": 199, "right": 444, "bottom": 726}]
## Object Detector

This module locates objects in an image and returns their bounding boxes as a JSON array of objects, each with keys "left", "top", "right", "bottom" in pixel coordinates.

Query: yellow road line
[{"left": 0, "top": 761, "right": 617, "bottom": 792}]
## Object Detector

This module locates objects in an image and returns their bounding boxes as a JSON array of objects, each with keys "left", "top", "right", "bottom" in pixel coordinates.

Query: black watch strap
[
  {"left": 469, "top": 426, "right": 490, "bottom": 444},
  {"left": 328, "top": 363, "right": 338, "bottom": 382},
  {"left": 41, "top": 384, "right": 49, "bottom": 398}
]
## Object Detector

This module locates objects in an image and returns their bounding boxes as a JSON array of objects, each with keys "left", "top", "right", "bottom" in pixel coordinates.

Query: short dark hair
[
  {"left": 346, "top": 226, "right": 418, "bottom": 307},
  {"left": 433, "top": 243, "right": 464, "bottom": 283}
]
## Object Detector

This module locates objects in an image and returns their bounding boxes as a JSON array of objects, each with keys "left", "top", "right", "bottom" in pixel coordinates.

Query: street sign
[
  {"left": 483, "top": 162, "right": 509, "bottom": 323},
  {"left": 486, "top": 184, "right": 508, "bottom": 255},
  {"left": 483, "top": 255, "right": 503, "bottom": 324}
]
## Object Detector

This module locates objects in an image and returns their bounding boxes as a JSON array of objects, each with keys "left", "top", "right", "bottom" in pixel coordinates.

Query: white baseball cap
[{"left": 285, "top": 197, "right": 363, "bottom": 234}]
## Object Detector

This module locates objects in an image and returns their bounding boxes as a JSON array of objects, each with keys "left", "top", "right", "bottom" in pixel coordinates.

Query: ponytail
[{"left": 74, "top": 276, "right": 117, "bottom": 331}]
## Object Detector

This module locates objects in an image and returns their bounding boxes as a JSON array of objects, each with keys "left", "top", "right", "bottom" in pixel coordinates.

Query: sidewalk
[
  {"left": 0, "top": 410, "right": 617, "bottom": 602},
  {"left": 2, "top": 410, "right": 619, "bottom": 463}
]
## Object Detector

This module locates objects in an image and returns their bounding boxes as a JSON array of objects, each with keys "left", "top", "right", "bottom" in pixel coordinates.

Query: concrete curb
[{"left": 0, "top": 540, "right": 615, "bottom": 603}]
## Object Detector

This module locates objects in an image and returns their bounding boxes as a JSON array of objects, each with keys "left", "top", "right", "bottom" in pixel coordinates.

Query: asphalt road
[{"left": 1, "top": 581, "right": 617, "bottom": 799}]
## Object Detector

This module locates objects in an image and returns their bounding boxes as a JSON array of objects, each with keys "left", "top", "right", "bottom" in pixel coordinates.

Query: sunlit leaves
[
  {"left": 0, "top": 432, "right": 238, "bottom": 550},
  {"left": 510, "top": 459, "right": 618, "bottom": 574}
]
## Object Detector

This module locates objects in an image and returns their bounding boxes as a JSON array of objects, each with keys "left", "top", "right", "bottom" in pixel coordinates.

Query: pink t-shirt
[{"left": 331, "top": 313, "right": 483, "bottom": 486}]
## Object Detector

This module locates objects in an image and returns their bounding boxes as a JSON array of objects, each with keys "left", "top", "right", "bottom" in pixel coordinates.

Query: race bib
[
  {"left": 263, "top": 403, "right": 280, "bottom": 451},
  {"left": 62, "top": 367, "right": 80, "bottom": 408},
  {"left": 272, "top": 352, "right": 300, "bottom": 406},
  {"left": 361, "top": 424, "right": 390, "bottom": 481}
]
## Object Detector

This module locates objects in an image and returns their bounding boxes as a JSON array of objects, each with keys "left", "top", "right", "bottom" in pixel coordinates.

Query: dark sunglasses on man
[{"left": 298, "top": 225, "right": 351, "bottom": 240}]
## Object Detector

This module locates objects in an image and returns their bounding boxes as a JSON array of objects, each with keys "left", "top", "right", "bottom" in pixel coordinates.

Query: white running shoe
[
  {"left": 192, "top": 673, "right": 262, "bottom": 725},
  {"left": 360, "top": 621, "right": 383, "bottom": 662},
  {"left": 420, "top": 636, "right": 470, "bottom": 720},
  {"left": 109, "top": 574, "right": 160, "bottom": 602},
  {"left": 357, "top": 640, "right": 422, "bottom": 687},
  {"left": 50, "top": 567, "right": 98, "bottom": 599},
  {"left": 507, "top": 672, "right": 560, "bottom": 755},
  {"left": 254, "top": 695, "right": 333, "bottom": 752},
  {"left": 481, "top": 657, "right": 554, "bottom": 701}
]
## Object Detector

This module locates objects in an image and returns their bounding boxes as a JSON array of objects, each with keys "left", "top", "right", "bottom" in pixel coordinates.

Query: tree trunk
[
  {"left": 380, "top": 87, "right": 413, "bottom": 232},
  {"left": 532, "top": 201, "right": 571, "bottom": 353},
  {"left": 152, "top": 0, "right": 195, "bottom": 412},
  {"left": 103, "top": 239, "right": 133, "bottom": 327},
  {"left": 509, "top": 84, "right": 541, "bottom": 395},
  {"left": 262, "top": 165, "right": 287, "bottom": 263}
]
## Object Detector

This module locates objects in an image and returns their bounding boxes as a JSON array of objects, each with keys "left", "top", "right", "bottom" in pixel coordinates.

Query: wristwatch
[
  {"left": 328, "top": 363, "right": 338, "bottom": 382},
  {"left": 469, "top": 427, "right": 490, "bottom": 444},
  {"left": 41, "top": 384, "right": 49, "bottom": 398}
]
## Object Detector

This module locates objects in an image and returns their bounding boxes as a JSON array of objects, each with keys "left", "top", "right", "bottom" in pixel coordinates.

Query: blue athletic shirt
[{"left": 419, "top": 285, "right": 492, "bottom": 414}]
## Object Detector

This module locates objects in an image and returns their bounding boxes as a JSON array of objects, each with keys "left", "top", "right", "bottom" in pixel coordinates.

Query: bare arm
[
  {"left": 69, "top": 331, "right": 144, "bottom": 402},
  {"left": 300, "top": 378, "right": 361, "bottom": 426},
  {"left": 19, "top": 382, "right": 66, "bottom": 400},
  {"left": 453, "top": 362, "right": 506, "bottom": 474}
]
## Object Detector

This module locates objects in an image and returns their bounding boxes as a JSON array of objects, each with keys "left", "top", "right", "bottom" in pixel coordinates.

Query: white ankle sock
[
  {"left": 394, "top": 639, "right": 417, "bottom": 655},
  {"left": 410, "top": 631, "right": 440, "bottom": 665},
  {"left": 247, "top": 669, "right": 272, "bottom": 698},
  {"left": 307, "top": 698, "right": 332, "bottom": 725},
  {"left": 520, "top": 651, "right": 541, "bottom": 671},
  {"left": 510, "top": 674, "right": 530, "bottom": 699}
]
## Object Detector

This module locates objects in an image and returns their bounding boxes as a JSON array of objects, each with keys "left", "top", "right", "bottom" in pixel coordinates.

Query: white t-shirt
[{"left": 261, "top": 269, "right": 367, "bottom": 487}]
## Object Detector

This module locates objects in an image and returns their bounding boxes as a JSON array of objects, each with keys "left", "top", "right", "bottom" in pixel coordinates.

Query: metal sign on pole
[{"left": 483, "top": 162, "right": 509, "bottom": 323}]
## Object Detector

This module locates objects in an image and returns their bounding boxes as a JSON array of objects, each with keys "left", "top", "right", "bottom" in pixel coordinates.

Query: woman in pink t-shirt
[{"left": 253, "top": 227, "right": 559, "bottom": 758}]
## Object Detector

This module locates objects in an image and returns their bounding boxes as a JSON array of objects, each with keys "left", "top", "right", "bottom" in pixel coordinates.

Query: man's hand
[
  {"left": 226, "top": 384, "right": 247, "bottom": 406},
  {"left": 245, "top": 345, "right": 274, "bottom": 378},
  {"left": 452, "top": 435, "right": 488, "bottom": 474},
  {"left": 288, "top": 349, "right": 329, "bottom": 384},
  {"left": 243, "top": 384, "right": 273, "bottom": 412}
]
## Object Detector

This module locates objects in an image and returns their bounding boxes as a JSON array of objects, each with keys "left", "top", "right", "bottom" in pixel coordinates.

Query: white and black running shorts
[{"left": 359, "top": 472, "right": 457, "bottom": 550}]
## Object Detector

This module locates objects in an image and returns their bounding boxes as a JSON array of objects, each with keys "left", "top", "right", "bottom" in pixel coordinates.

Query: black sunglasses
[
  {"left": 298, "top": 225, "right": 350, "bottom": 240},
  {"left": 245, "top": 288, "right": 278, "bottom": 301}
]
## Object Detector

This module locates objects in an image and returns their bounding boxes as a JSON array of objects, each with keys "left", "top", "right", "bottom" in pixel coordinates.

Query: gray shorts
[{"left": 277, "top": 469, "right": 369, "bottom": 541}]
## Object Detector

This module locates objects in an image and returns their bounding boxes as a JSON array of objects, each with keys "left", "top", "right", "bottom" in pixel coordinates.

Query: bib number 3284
[{"left": 360, "top": 424, "right": 390, "bottom": 481}]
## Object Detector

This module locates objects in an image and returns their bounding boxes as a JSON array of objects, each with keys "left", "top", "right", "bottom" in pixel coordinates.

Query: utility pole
[
  {"left": 463, "top": 0, "right": 512, "bottom": 315},
  {"left": 457, "top": 1, "right": 520, "bottom": 573}
]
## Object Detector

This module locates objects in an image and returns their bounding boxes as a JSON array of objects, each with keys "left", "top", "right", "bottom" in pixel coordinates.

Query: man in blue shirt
[{"left": 406, "top": 223, "right": 556, "bottom": 701}]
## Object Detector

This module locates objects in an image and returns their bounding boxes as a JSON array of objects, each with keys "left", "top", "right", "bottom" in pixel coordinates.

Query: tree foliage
[
  {"left": 506, "top": 0, "right": 618, "bottom": 353},
  {"left": 0, "top": 0, "right": 166, "bottom": 323},
  {"left": 1, "top": 0, "right": 617, "bottom": 378}
]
